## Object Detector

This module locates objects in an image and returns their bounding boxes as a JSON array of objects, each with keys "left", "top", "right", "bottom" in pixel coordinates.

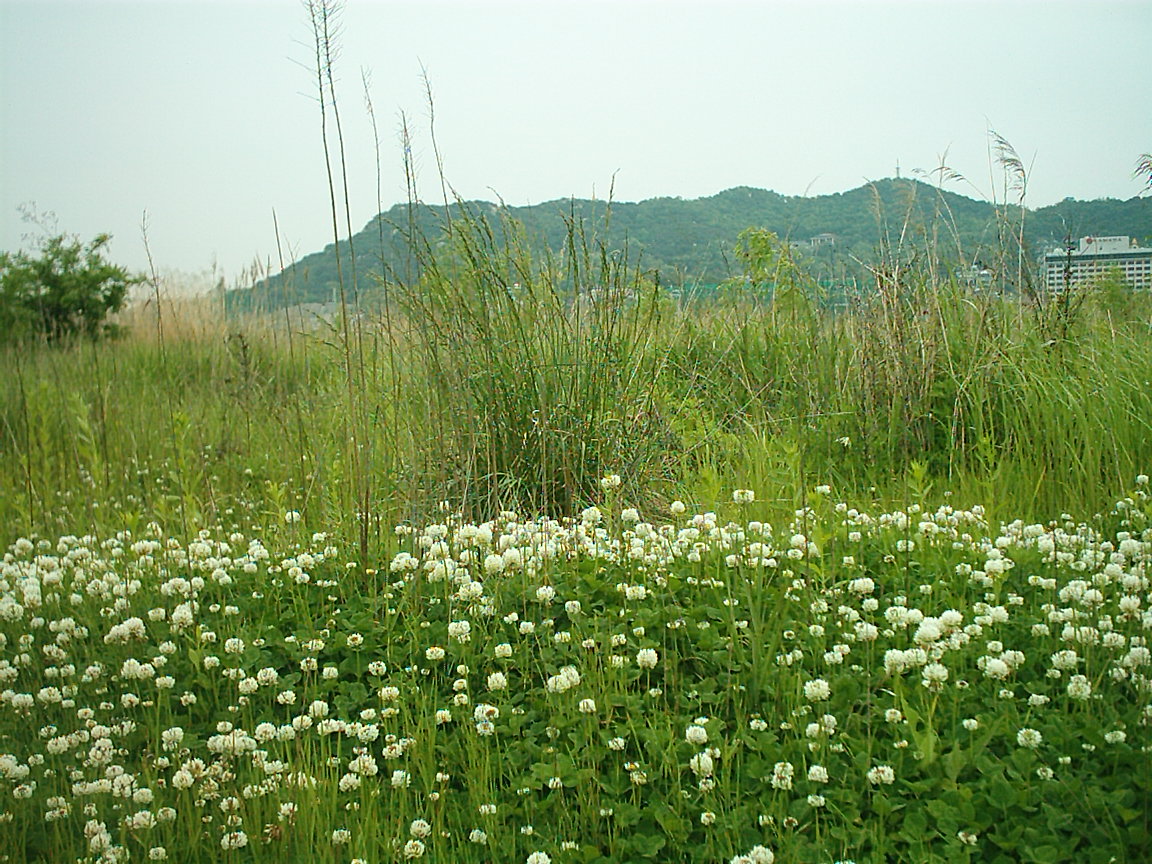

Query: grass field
[{"left": 1, "top": 226, "right": 1150, "bottom": 863}]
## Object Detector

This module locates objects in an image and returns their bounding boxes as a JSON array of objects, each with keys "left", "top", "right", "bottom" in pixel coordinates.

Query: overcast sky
[{"left": 2, "top": 0, "right": 1150, "bottom": 281}]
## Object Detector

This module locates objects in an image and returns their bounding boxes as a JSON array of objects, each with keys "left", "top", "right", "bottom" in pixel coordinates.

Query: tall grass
[
  {"left": 3, "top": 11, "right": 1150, "bottom": 552},
  {"left": 3, "top": 241, "right": 1150, "bottom": 552},
  {"left": 391, "top": 202, "right": 673, "bottom": 517}
]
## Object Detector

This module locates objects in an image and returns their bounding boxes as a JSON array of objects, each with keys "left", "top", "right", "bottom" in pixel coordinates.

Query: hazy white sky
[{"left": 2, "top": 0, "right": 1150, "bottom": 279}]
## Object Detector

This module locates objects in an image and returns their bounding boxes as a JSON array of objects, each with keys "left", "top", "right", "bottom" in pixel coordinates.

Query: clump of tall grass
[{"left": 388, "top": 200, "right": 674, "bottom": 517}]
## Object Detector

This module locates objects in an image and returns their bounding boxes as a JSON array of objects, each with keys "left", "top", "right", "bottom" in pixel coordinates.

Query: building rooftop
[{"left": 1046, "top": 236, "right": 1152, "bottom": 257}]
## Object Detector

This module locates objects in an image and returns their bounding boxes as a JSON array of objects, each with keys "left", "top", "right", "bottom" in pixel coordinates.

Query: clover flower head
[
  {"left": 1017, "top": 728, "right": 1043, "bottom": 749},
  {"left": 636, "top": 648, "right": 659, "bottom": 669},
  {"left": 803, "top": 678, "right": 831, "bottom": 701},
  {"left": 866, "top": 764, "right": 895, "bottom": 785}
]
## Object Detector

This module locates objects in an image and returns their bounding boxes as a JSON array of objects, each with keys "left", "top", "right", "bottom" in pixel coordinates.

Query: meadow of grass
[
  {"left": 1, "top": 218, "right": 1151, "bottom": 863},
  {"left": 3, "top": 16, "right": 1152, "bottom": 850}
]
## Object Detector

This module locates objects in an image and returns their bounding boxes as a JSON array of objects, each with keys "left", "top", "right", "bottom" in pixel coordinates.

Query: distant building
[
  {"left": 1043, "top": 236, "right": 1152, "bottom": 291},
  {"left": 962, "top": 263, "right": 995, "bottom": 290},
  {"left": 787, "top": 233, "right": 836, "bottom": 254}
]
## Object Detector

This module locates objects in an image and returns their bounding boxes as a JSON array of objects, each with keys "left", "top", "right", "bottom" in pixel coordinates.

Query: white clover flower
[
  {"left": 636, "top": 648, "right": 659, "bottom": 669},
  {"left": 808, "top": 764, "right": 829, "bottom": 783},
  {"left": 689, "top": 752, "right": 714, "bottom": 776},
  {"left": 161, "top": 727, "right": 185, "bottom": 750},
  {"left": 921, "top": 663, "right": 949, "bottom": 690},
  {"left": 982, "top": 657, "right": 1011, "bottom": 680},
  {"left": 914, "top": 618, "right": 943, "bottom": 644},
  {"left": 803, "top": 678, "right": 831, "bottom": 701},
  {"left": 425, "top": 646, "right": 446, "bottom": 662},
  {"left": 403, "top": 839, "right": 426, "bottom": 858},
  {"left": 1066, "top": 675, "right": 1092, "bottom": 700},
  {"left": 733, "top": 489, "right": 755, "bottom": 505},
  {"left": 624, "top": 584, "right": 648, "bottom": 601},
  {"left": 220, "top": 831, "right": 249, "bottom": 850},
  {"left": 410, "top": 819, "right": 432, "bottom": 838},
  {"left": 580, "top": 506, "right": 603, "bottom": 524},
  {"left": 607, "top": 737, "right": 626, "bottom": 751},
  {"left": 487, "top": 672, "right": 508, "bottom": 691},
  {"left": 545, "top": 665, "right": 581, "bottom": 693},
  {"left": 578, "top": 698, "right": 596, "bottom": 714},
  {"left": 527, "top": 853, "right": 551, "bottom": 864},
  {"left": 770, "top": 761, "right": 794, "bottom": 790},
  {"left": 866, "top": 764, "right": 896, "bottom": 785},
  {"left": 670, "top": 500, "right": 686, "bottom": 515},
  {"left": 685, "top": 724, "right": 708, "bottom": 745},
  {"left": 1017, "top": 728, "right": 1043, "bottom": 749},
  {"left": 600, "top": 474, "right": 622, "bottom": 490},
  {"left": 448, "top": 620, "right": 472, "bottom": 643},
  {"left": 473, "top": 703, "right": 499, "bottom": 723}
]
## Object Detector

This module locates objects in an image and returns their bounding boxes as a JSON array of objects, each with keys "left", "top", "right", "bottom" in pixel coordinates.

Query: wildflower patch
[{"left": 1, "top": 482, "right": 1149, "bottom": 863}]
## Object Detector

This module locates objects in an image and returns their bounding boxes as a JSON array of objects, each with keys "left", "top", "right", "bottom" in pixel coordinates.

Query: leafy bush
[{"left": 0, "top": 233, "right": 139, "bottom": 343}]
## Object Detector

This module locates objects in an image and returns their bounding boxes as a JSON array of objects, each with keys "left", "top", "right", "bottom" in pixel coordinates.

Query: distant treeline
[{"left": 228, "top": 178, "right": 1152, "bottom": 312}]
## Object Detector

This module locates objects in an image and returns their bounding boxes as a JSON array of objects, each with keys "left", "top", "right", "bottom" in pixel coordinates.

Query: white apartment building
[{"left": 1043, "top": 236, "right": 1152, "bottom": 291}]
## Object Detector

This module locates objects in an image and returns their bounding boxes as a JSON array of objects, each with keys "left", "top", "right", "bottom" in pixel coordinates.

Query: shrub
[{"left": 0, "top": 232, "right": 140, "bottom": 343}]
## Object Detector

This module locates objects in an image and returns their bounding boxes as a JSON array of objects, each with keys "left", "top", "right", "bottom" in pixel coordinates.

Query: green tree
[{"left": 0, "top": 233, "right": 140, "bottom": 342}]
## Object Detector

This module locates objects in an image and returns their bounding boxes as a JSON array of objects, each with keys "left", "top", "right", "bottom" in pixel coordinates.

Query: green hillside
[{"left": 229, "top": 179, "right": 1152, "bottom": 310}]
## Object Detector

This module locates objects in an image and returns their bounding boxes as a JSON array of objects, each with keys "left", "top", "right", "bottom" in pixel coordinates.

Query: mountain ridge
[{"left": 232, "top": 178, "right": 1152, "bottom": 309}]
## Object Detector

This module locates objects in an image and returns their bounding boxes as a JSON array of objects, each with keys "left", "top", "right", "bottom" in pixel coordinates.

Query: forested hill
[{"left": 231, "top": 179, "right": 1151, "bottom": 310}]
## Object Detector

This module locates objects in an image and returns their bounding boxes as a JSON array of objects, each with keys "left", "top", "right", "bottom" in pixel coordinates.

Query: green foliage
[
  {"left": 1, "top": 481, "right": 1149, "bottom": 862},
  {"left": 0, "top": 233, "right": 139, "bottom": 342}
]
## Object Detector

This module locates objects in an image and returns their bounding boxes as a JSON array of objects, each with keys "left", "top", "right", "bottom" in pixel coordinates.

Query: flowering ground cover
[{"left": 1, "top": 479, "right": 1148, "bottom": 863}]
